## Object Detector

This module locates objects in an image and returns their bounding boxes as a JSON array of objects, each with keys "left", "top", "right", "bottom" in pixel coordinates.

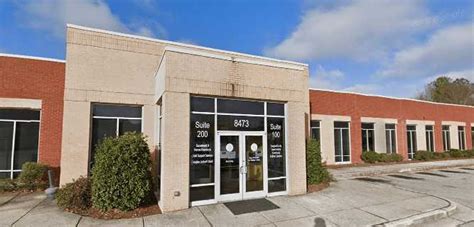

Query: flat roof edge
[
  {"left": 66, "top": 24, "right": 308, "bottom": 68},
  {"left": 0, "top": 53, "right": 65, "bottom": 63},
  {"left": 309, "top": 88, "right": 474, "bottom": 109}
]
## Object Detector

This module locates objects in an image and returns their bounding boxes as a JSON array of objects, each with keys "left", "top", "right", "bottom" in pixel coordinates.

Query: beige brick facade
[{"left": 60, "top": 25, "right": 309, "bottom": 212}]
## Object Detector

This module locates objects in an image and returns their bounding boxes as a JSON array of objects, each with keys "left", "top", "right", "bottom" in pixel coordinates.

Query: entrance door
[{"left": 217, "top": 133, "right": 266, "bottom": 201}]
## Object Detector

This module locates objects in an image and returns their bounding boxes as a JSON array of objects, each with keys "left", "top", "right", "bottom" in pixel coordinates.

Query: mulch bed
[
  {"left": 307, "top": 182, "right": 330, "bottom": 193},
  {"left": 66, "top": 203, "right": 162, "bottom": 219}
]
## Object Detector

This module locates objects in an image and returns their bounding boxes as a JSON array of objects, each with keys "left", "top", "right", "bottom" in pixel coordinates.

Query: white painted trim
[
  {"left": 361, "top": 117, "right": 397, "bottom": 124},
  {"left": 0, "top": 98, "right": 42, "bottom": 109},
  {"left": 309, "top": 88, "right": 474, "bottom": 109},
  {"left": 0, "top": 53, "right": 65, "bottom": 63},
  {"left": 311, "top": 114, "right": 351, "bottom": 122},
  {"left": 164, "top": 46, "right": 306, "bottom": 71},
  {"left": 406, "top": 120, "right": 436, "bottom": 125},
  {"left": 442, "top": 121, "right": 466, "bottom": 126},
  {"left": 66, "top": 24, "right": 308, "bottom": 67}
]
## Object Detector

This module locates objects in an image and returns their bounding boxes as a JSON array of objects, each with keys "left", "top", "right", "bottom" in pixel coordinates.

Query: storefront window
[
  {"left": 334, "top": 122, "right": 350, "bottom": 163},
  {"left": 385, "top": 124, "right": 397, "bottom": 153},
  {"left": 361, "top": 123, "right": 375, "bottom": 152},
  {"left": 0, "top": 109, "right": 40, "bottom": 179},
  {"left": 90, "top": 104, "right": 142, "bottom": 170},
  {"left": 311, "top": 121, "right": 320, "bottom": 142},
  {"left": 458, "top": 126, "right": 466, "bottom": 150},
  {"left": 425, "top": 125, "right": 434, "bottom": 152},
  {"left": 407, "top": 125, "right": 417, "bottom": 159},
  {"left": 267, "top": 116, "right": 286, "bottom": 193},
  {"left": 442, "top": 125, "right": 451, "bottom": 151}
]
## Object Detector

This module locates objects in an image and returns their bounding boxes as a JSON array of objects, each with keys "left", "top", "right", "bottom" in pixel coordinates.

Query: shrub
[
  {"left": 17, "top": 162, "right": 48, "bottom": 190},
  {"left": 56, "top": 177, "right": 91, "bottom": 211},
  {"left": 0, "top": 179, "right": 17, "bottom": 192},
  {"left": 414, "top": 150, "right": 435, "bottom": 161},
  {"left": 433, "top": 152, "right": 449, "bottom": 160},
  {"left": 91, "top": 132, "right": 152, "bottom": 211},
  {"left": 306, "top": 139, "right": 331, "bottom": 185},
  {"left": 447, "top": 149, "right": 467, "bottom": 158},
  {"left": 386, "top": 153, "right": 403, "bottom": 162},
  {"left": 361, "top": 151, "right": 380, "bottom": 163}
]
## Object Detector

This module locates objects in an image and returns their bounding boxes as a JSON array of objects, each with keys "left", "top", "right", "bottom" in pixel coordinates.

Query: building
[
  {"left": 0, "top": 54, "right": 65, "bottom": 181},
  {"left": 0, "top": 25, "right": 473, "bottom": 212},
  {"left": 310, "top": 89, "right": 474, "bottom": 165}
]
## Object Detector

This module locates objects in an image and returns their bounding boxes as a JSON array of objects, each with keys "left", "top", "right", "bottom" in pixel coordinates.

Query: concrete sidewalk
[
  {"left": 329, "top": 158, "right": 474, "bottom": 180},
  {"left": 1, "top": 178, "right": 453, "bottom": 227}
]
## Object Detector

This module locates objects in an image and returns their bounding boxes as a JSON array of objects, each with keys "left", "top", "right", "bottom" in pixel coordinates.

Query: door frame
[{"left": 215, "top": 131, "right": 267, "bottom": 202}]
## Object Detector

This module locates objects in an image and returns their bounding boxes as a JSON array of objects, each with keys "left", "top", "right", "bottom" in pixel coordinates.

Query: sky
[{"left": 0, "top": 0, "right": 473, "bottom": 98}]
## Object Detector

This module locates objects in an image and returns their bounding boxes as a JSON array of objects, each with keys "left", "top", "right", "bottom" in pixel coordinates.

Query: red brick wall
[
  {"left": 310, "top": 89, "right": 474, "bottom": 163},
  {"left": 0, "top": 56, "right": 65, "bottom": 177}
]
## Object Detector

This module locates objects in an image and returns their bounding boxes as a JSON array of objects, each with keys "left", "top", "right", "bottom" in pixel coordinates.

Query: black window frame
[{"left": 361, "top": 123, "right": 375, "bottom": 152}]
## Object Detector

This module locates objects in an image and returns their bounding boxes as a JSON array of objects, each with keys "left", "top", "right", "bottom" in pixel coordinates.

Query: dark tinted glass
[
  {"left": 362, "top": 123, "right": 374, "bottom": 129},
  {"left": 267, "top": 103, "right": 284, "bottom": 116},
  {"left": 0, "top": 172, "right": 9, "bottom": 178},
  {"left": 311, "top": 120, "right": 320, "bottom": 128},
  {"left": 220, "top": 135, "right": 240, "bottom": 194},
  {"left": 91, "top": 118, "right": 116, "bottom": 169},
  {"left": 268, "top": 179, "right": 286, "bottom": 193},
  {"left": 311, "top": 128, "right": 320, "bottom": 141},
  {"left": 458, "top": 126, "right": 464, "bottom": 131},
  {"left": 217, "top": 115, "right": 264, "bottom": 131},
  {"left": 190, "top": 186, "right": 214, "bottom": 202},
  {"left": 0, "top": 109, "right": 40, "bottom": 120},
  {"left": 267, "top": 117, "right": 285, "bottom": 178},
  {"left": 190, "top": 114, "right": 215, "bottom": 185},
  {"left": 425, "top": 125, "right": 433, "bottom": 130},
  {"left": 217, "top": 99, "right": 264, "bottom": 115},
  {"left": 0, "top": 122, "right": 14, "bottom": 170},
  {"left": 385, "top": 124, "right": 395, "bottom": 130},
  {"left": 93, "top": 104, "right": 141, "bottom": 118},
  {"left": 191, "top": 97, "right": 214, "bottom": 112},
  {"left": 342, "top": 128, "right": 350, "bottom": 161},
  {"left": 13, "top": 122, "right": 39, "bottom": 169},
  {"left": 334, "top": 122, "right": 349, "bottom": 128},
  {"left": 407, "top": 125, "right": 416, "bottom": 131},
  {"left": 119, "top": 119, "right": 141, "bottom": 135},
  {"left": 442, "top": 125, "right": 450, "bottom": 130}
]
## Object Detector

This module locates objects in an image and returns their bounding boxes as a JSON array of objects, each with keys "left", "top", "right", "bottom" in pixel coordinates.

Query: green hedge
[
  {"left": 56, "top": 177, "right": 91, "bottom": 211},
  {"left": 306, "top": 139, "right": 331, "bottom": 185},
  {"left": 414, "top": 151, "right": 435, "bottom": 161},
  {"left": 91, "top": 132, "right": 152, "bottom": 211},
  {"left": 361, "top": 151, "right": 403, "bottom": 163}
]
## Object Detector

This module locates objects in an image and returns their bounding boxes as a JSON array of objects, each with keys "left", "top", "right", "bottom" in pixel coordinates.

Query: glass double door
[{"left": 217, "top": 132, "right": 266, "bottom": 201}]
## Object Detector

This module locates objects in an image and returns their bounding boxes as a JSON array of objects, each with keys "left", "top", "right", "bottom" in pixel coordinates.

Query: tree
[{"left": 416, "top": 76, "right": 474, "bottom": 106}]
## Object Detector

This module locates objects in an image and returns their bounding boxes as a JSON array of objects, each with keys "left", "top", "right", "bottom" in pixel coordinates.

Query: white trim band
[{"left": 0, "top": 53, "right": 65, "bottom": 63}]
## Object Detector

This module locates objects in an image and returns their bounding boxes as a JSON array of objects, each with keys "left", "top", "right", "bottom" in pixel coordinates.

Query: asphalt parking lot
[{"left": 353, "top": 166, "right": 474, "bottom": 226}]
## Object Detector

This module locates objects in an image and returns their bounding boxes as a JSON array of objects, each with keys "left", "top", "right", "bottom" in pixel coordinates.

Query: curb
[{"left": 374, "top": 201, "right": 457, "bottom": 227}]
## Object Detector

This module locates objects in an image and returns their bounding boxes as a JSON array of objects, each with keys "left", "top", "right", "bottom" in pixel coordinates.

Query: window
[
  {"left": 458, "top": 126, "right": 466, "bottom": 150},
  {"left": 442, "top": 125, "right": 451, "bottom": 151},
  {"left": 0, "top": 109, "right": 40, "bottom": 179},
  {"left": 425, "top": 125, "right": 434, "bottom": 152},
  {"left": 361, "top": 123, "right": 375, "bottom": 152},
  {"left": 334, "top": 122, "right": 350, "bottom": 163},
  {"left": 385, "top": 124, "right": 397, "bottom": 154},
  {"left": 472, "top": 127, "right": 474, "bottom": 150},
  {"left": 311, "top": 120, "right": 320, "bottom": 142},
  {"left": 90, "top": 104, "right": 142, "bottom": 170},
  {"left": 406, "top": 125, "right": 417, "bottom": 160}
]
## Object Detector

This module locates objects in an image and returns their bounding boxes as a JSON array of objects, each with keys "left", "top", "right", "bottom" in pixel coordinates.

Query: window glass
[
  {"left": 386, "top": 124, "right": 395, "bottom": 130},
  {"left": 310, "top": 120, "right": 320, "bottom": 128},
  {"left": 342, "top": 128, "right": 350, "bottom": 161},
  {"left": 385, "top": 124, "right": 396, "bottom": 154},
  {"left": 217, "top": 115, "right": 264, "bottom": 131},
  {"left": 93, "top": 104, "right": 141, "bottom": 118},
  {"left": 361, "top": 123, "right": 374, "bottom": 129},
  {"left": 311, "top": 128, "right": 320, "bottom": 142},
  {"left": 407, "top": 126, "right": 417, "bottom": 159},
  {"left": 334, "top": 121, "right": 350, "bottom": 163},
  {"left": 267, "top": 117, "right": 285, "bottom": 178},
  {"left": 190, "top": 114, "right": 215, "bottom": 185},
  {"left": 0, "top": 109, "right": 40, "bottom": 121},
  {"left": 13, "top": 122, "right": 39, "bottom": 169},
  {"left": 334, "top": 122, "right": 349, "bottom": 128},
  {"left": 425, "top": 125, "right": 433, "bottom": 130},
  {"left": 0, "top": 122, "right": 14, "bottom": 171},
  {"left": 217, "top": 99, "right": 264, "bottom": 115},
  {"left": 191, "top": 97, "right": 215, "bottom": 113},
  {"left": 267, "top": 103, "right": 284, "bottom": 116},
  {"left": 442, "top": 126, "right": 451, "bottom": 151},
  {"left": 119, "top": 119, "right": 141, "bottom": 135},
  {"left": 458, "top": 126, "right": 465, "bottom": 150},
  {"left": 91, "top": 118, "right": 116, "bottom": 168},
  {"left": 190, "top": 186, "right": 214, "bottom": 202},
  {"left": 268, "top": 179, "right": 286, "bottom": 193}
]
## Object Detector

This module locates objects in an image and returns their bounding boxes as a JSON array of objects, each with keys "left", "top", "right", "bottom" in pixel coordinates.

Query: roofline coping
[
  {"left": 0, "top": 53, "right": 65, "bottom": 63},
  {"left": 66, "top": 24, "right": 308, "bottom": 68},
  {"left": 309, "top": 88, "right": 474, "bottom": 109}
]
